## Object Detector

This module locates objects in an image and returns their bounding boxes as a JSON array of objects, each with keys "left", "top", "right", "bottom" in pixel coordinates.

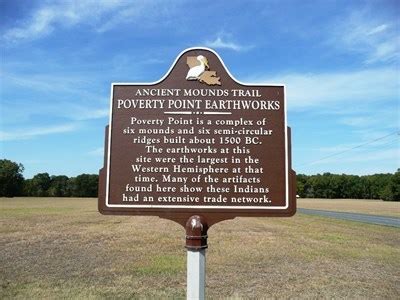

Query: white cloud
[
  {"left": 329, "top": 11, "right": 399, "bottom": 64},
  {"left": 367, "top": 24, "right": 389, "bottom": 36},
  {"left": 257, "top": 68, "right": 399, "bottom": 110},
  {"left": 366, "top": 37, "right": 399, "bottom": 64},
  {"left": 0, "top": 69, "right": 109, "bottom": 123},
  {"left": 2, "top": 0, "right": 174, "bottom": 44},
  {"left": 88, "top": 147, "right": 104, "bottom": 156},
  {"left": 338, "top": 108, "right": 400, "bottom": 129},
  {"left": 1, "top": 70, "right": 93, "bottom": 94},
  {"left": 312, "top": 148, "right": 399, "bottom": 166},
  {"left": 296, "top": 135, "right": 399, "bottom": 173},
  {"left": 1, "top": 97, "right": 109, "bottom": 126},
  {"left": 4, "top": 7, "right": 56, "bottom": 41},
  {"left": 204, "top": 37, "right": 251, "bottom": 52},
  {"left": 95, "top": 4, "right": 147, "bottom": 33},
  {"left": 71, "top": 107, "right": 109, "bottom": 121},
  {"left": 0, "top": 123, "right": 78, "bottom": 141},
  {"left": 316, "top": 133, "right": 399, "bottom": 153},
  {"left": 301, "top": 146, "right": 399, "bottom": 175},
  {"left": 339, "top": 117, "right": 373, "bottom": 127},
  {"left": 297, "top": 131, "right": 399, "bottom": 174}
]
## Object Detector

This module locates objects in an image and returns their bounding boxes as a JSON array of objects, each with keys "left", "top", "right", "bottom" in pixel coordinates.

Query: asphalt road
[{"left": 298, "top": 208, "right": 400, "bottom": 228}]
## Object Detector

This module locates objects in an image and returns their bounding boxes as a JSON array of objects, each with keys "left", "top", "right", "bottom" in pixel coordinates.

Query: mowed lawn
[
  {"left": 1, "top": 198, "right": 399, "bottom": 299},
  {"left": 298, "top": 198, "right": 400, "bottom": 217}
]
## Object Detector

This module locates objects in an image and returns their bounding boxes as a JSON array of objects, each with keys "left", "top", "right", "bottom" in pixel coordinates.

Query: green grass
[
  {"left": 133, "top": 254, "right": 185, "bottom": 276},
  {"left": 1, "top": 207, "right": 75, "bottom": 216},
  {"left": 1, "top": 197, "right": 399, "bottom": 299}
]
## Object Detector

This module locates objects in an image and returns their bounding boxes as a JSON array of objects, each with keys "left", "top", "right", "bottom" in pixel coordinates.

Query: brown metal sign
[{"left": 98, "top": 47, "right": 296, "bottom": 227}]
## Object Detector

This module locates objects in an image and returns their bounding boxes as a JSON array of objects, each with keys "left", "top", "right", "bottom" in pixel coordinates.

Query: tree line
[
  {"left": 0, "top": 159, "right": 98, "bottom": 197},
  {"left": 297, "top": 171, "right": 399, "bottom": 201},
  {"left": 0, "top": 159, "right": 399, "bottom": 200}
]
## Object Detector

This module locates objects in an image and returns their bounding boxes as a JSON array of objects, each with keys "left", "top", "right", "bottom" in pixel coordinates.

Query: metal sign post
[{"left": 187, "top": 249, "right": 206, "bottom": 300}]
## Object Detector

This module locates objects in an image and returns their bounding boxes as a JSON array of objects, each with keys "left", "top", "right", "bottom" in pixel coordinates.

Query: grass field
[
  {"left": 298, "top": 198, "right": 400, "bottom": 217},
  {"left": 1, "top": 198, "right": 399, "bottom": 299}
]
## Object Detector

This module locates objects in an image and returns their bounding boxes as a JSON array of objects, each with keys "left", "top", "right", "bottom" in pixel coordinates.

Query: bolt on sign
[{"left": 98, "top": 47, "right": 296, "bottom": 228}]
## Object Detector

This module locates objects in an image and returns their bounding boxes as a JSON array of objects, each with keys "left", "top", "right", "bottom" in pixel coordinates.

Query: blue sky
[{"left": 0, "top": 0, "right": 399, "bottom": 178}]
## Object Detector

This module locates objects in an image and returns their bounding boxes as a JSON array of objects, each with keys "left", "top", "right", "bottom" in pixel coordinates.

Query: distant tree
[
  {"left": 391, "top": 170, "right": 400, "bottom": 201},
  {"left": 0, "top": 159, "right": 25, "bottom": 197},
  {"left": 346, "top": 175, "right": 363, "bottom": 199},
  {"left": 295, "top": 171, "right": 398, "bottom": 201},
  {"left": 67, "top": 177, "right": 77, "bottom": 196},
  {"left": 22, "top": 179, "right": 34, "bottom": 196},
  {"left": 296, "top": 174, "right": 308, "bottom": 197},
  {"left": 48, "top": 175, "right": 70, "bottom": 197},
  {"left": 362, "top": 174, "right": 384, "bottom": 199},
  {"left": 29, "top": 173, "right": 52, "bottom": 196},
  {"left": 381, "top": 170, "right": 400, "bottom": 201},
  {"left": 69, "top": 174, "right": 98, "bottom": 197}
]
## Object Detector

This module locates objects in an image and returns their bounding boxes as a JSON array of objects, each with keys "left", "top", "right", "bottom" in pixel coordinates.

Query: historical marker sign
[{"left": 98, "top": 47, "right": 296, "bottom": 226}]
